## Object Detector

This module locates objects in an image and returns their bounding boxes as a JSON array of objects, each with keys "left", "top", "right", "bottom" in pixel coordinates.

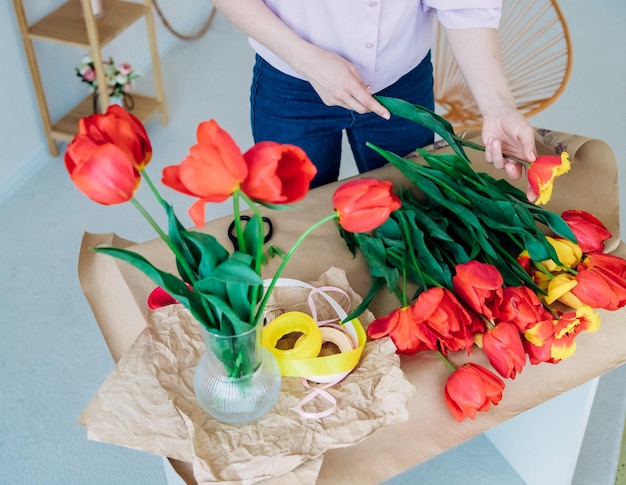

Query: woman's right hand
[{"left": 297, "top": 48, "right": 390, "bottom": 119}]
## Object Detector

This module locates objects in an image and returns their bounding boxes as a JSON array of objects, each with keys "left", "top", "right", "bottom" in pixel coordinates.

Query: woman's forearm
[
  {"left": 444, "top": 27, "right": 516, "bottom": 116},
  {"left": 210, "top": 0, "right": 319, "bottom": 75}
]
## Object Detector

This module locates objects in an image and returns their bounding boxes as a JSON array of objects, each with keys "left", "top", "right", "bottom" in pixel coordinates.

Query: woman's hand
[
  {"left": 482, "top": 107, "right": 537, "bottom": 201},
  {"left": 298, "top": 48, "right": 391, "bottom": 119}
]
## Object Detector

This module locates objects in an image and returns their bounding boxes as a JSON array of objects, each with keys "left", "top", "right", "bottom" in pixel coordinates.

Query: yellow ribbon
[
  {"left": 262, "top": 310, "right": 366, "bottom": 380},
  {"left": 262, "top": 311, "right": 322, "bottom": 362}
]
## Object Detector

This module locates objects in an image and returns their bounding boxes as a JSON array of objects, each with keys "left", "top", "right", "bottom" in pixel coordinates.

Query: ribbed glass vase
[{"left": 193, "top": 321, "right": 281, "bottom": 424}]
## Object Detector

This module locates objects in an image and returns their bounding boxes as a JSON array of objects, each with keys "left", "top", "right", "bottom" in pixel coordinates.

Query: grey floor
[{"left": 2, "top": 3, "right": 626, "bottom": 484}]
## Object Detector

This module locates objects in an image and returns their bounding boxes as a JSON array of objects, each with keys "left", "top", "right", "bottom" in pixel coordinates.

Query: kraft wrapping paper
[
  {"left": 77, "top": 129, "right": 626, "bottom": 484},
  {"left": 78, "top": 268, "right": 415, "bottom": 484}
]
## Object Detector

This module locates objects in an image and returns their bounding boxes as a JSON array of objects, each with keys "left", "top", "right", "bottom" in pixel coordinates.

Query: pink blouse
[{"left": 249, "top": 0, "right": 502, "bottom": 92}]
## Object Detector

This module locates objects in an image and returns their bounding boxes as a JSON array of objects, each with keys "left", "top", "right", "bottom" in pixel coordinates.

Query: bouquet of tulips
[
  {"left": 337, "top": 97, "right": 626, "bottom": 422},
  {"left": 64, "top": 105, "right": 400, "bottom": 378}
]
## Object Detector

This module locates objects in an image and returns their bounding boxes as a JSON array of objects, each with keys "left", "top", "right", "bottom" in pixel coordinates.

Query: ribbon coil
[{"left": 261, "top": 278, "right": 366, "bottom": 384}]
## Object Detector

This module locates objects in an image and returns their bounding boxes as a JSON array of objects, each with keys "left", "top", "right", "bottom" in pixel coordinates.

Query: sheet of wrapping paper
[
  {"left": 77, "top": 129, "right": 626, "bottom": 484},
  {"left": 78, "top": 268, "right": 416, "bottom": 484}
]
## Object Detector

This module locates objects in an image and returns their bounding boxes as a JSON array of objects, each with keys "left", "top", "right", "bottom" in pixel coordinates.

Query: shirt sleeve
[{"left": 422, "top": 1, "right": 502, "bottom": 30}]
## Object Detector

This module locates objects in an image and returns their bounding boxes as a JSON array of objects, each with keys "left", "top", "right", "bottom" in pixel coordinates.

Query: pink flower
[
  {"left": 83, "top": 67, "right": 96, "bottom": 82},
  {"left": 118, "top": 62, "right": 133, "bottom": 76}
]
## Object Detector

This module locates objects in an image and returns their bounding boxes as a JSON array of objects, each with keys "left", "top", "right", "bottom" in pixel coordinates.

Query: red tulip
[
  {"left": 580, "top": 252, "right": 626, "bottom": 279},
  {"left": 561, "top": 209, "right": 612, "bottom": 254},
  {"left": 498, "top": 286, "right": 553, "bottom": 333},
  {"left": 367, "top": 305, "right": 430, "bottom": 354},
  {"left": 482, "top": 322, "right": 527, "bottom": 379},
  {"left": 444, "top": 363, "right": 505, "bottom": 422},
  {"left": 65, "top": 105, "right": 152, "bottom": 205},
  {"left": 66, "top": 141, "right": 140, "bottom": 205},
  {"left": 527, "top": 152, "right": 570, "bottom": 205},
  {"left": 525, "top": 306, "right": 600, "bottom": 360},
  {"left": 69, "top": 104, "right": 152, "bottom": 170},
  {"left": 571, "top": 265, "right": 626, "bottom": 310},
  {"left": 162, "top": 119, "right": 248, "bottom": 227},
  {"left": 452, "top": 261, "right": 503, "bottom": 321},
  {"left": 524, "top": 337, "right": 559, "bottom": 365},
  {"left": 332, "top": 179, "right": 401, "bottom": 232},
  {"left": 412, "top": 287, "right": 474, "bottom": 354},
  {"left": 241, "top": 142, "right": 317, "bottom": 204}
]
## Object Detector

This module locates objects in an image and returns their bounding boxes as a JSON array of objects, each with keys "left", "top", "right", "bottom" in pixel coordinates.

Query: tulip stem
[
  {"left": 453, "top": 135, "right": 530, "bottom": 167},
  {"left": 233, "top": 190, "right": 266, "bottom": 319},
  {"left": 436, "top": 350, "right": 458, "bottom": 372},
  {"left": 541, "top": 301, "right": 561, "bottom": 319},
  {"left": 130, "top": 198, "right": 197, "bottom": 284},
  {"left": 137, "top": 170, "right": 198, "bottom": 283},
  {"left": 254, "top": 213, "right": 338, "bottom": 324},
  {"left": 232, "top": 192, "right": 246, "bottom": 253},
  {"left": 141, "top": 170, "right": 166, "bottom": 206}
]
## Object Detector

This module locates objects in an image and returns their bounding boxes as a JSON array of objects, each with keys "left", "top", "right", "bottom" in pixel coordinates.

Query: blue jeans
[{"left": 250, "top": 53, "right": 435, "bottom": 187}]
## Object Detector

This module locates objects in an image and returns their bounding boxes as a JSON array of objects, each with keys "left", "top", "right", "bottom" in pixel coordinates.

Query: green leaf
[
  {"left": 181, "top": 230, "right": 230, "bottom": 279},
  {"left": 267, "top": 244, "right": 287, "bottom": 259},
  {"left": 447, "top": 219, "right": 482, "bottom": 260},
  {"left": 375, "top": 96, "right": 468, "bottom": 160},
  {"left": 420, "top": 151, "right": 472, "bottom": 177},
  {"left": 374, "top": 217, "right": 405, "bottom": 250},
  {"left": 410, "top": 207, "right": 455, "bottom": 242},
  {"left": 487, "top": 237, "right": 546, "bottom": 294},
  {"left": 354, "top": 232, "right": 400, "bottom": 290},
  {"left": 337, "top": 225, "right": 360, "bottom": 257},
  {"left": 193, "top": 252, "right": 264, "bottom": 332},
  {"left": 225, "top": 279, "right": 256, "bottom": 324},
  {"left": 528, "top": 207, "right": 578, "bottom": 242},
  {"left": 162, "top": 200, "right": 198, "bottom": 281},
  {"left": 439, "top": 239, "right": 470, "bottom": 265},
  {"left": 343, "top": 277, "right": 386, "bottom": 323},
  {"left": 371, "top": 147, "right": 485, "bottom": 232},
  {"left": 464, "top": 190, "right": 519, "bottom": 227},
  {"left": 521, "top": 233, "right": 555, "bottom": 262},
  {"left": 199, "top": 252, "right": 263, "bottom": 287},
  {"left": 489, "top": 176, "right": 529, "bottom": 201},
  {"left": 92, "top": 246, "right": 215, "bottom": 328},
  {"left": 398, "top": 210, "right": 448, "bottom": 286},
  {"left": 200, "top": 292, "right": 255, "bottom": 335},
  {"left": 234, "top": 214, "right": 262, "bottom": 258}
]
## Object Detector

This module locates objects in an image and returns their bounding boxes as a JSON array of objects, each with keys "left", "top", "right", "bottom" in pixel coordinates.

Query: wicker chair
[{"left": 432, "top": 0, "right": 572, "bottom": 133}]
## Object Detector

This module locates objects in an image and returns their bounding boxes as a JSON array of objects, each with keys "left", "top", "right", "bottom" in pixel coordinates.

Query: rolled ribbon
[
  {"left": 261, "top": 278, "right": 366, "bottom": 383},
  {"left": 262, "top": 311, "right": 323, "bottom": 367}
]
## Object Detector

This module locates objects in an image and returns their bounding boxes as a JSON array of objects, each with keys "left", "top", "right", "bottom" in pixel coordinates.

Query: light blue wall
[{"left": 0, "top": 0, "right": 212, "bottom": 202}]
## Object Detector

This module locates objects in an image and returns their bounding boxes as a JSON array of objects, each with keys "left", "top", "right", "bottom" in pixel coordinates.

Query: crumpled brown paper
[{"left": 78, "top": 267, "right": 415, "bottom": 484}]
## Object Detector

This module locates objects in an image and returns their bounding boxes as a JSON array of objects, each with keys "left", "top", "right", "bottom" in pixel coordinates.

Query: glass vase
[{"left": 194, "top": 321, "right": 281, "bottom": 424}]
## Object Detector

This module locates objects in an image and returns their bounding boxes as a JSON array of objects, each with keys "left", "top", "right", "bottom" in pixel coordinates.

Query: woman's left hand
[{"left": 481, "top": 107, "right": 537, "bottom": 201}]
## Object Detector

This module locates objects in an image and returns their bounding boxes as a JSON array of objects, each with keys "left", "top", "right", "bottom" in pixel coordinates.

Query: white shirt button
[{"left": 365, "top": 42, "right": 374, "bottom": 49}]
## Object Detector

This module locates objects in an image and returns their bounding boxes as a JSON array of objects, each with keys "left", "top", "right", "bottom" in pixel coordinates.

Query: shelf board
[
  {"left": 52, "top": 93, "right": 162, "bottom": 142},
  {"left": 28, "top": 0, "right": 146, "bottom": 47}
]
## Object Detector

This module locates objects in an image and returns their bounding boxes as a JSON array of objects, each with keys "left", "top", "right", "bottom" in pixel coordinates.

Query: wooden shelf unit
[{"left": 13, "top": 0, "right": 168, "bottom": 156}]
